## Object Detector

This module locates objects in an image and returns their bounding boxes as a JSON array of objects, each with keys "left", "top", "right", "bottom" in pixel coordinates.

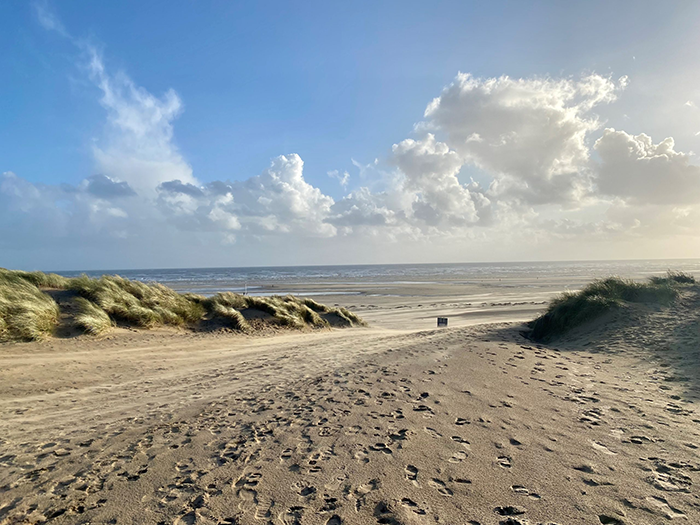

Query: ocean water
[{"left": 54, "top": 259, "right": 700, "bottom": 296}]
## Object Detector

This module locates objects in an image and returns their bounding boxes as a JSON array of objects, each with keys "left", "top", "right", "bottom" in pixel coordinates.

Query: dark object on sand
[{"left": 437, "top": 317, "right": 448, "bottom": 327}]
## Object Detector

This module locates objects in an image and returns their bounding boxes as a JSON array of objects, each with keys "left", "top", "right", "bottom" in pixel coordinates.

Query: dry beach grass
[
  {"left": 0, "top": 269, "right": 365, "bottom": 342},
  {"left": 527, "top": 271, "right": 695, "bottom": 342}
]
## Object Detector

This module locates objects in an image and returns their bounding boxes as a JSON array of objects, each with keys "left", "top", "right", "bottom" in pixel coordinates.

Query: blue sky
[
  {"left": 2, "top": 1, "right": 700, "bottom": 270},
  {"left": 4, "top": 0, "right": 696, "bottom": 192}
]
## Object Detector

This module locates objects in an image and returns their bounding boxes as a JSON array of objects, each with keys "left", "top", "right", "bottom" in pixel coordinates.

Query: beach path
[{"left": 1, "top": 319, "right": 698, "bottom": 524}]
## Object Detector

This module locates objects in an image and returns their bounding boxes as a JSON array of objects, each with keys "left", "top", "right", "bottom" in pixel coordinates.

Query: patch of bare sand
[{"left": 1, "top": 298, "right": 699, "bottom": 524}]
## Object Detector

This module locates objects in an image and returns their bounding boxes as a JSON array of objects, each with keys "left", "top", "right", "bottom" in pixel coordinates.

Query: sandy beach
[{"left": 1, "top": 280, "right": 699, "bottom": 525}]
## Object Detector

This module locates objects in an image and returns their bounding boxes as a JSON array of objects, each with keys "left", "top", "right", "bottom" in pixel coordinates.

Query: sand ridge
[{"left": 1, "top": 301, "right": 699, "bottom": 523}]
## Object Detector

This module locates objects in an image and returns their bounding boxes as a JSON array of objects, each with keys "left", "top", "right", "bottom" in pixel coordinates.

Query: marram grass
[
  {"left": 529, "top": 272, "right": 695, "bottom": 342},
  {"left": 0, "top": 275, "right": 60, "bottom": 341},
  {"left": 69, "top": 275, "right": 207, "bottom": 328},
  {"left": 0, "top": 268, "right": 69, "bottom": 289},
  {"left": 0, "top": 268, "right": 366, "bottom": 342},
  {"left": 74, "top": 297, "right": 114, "bottom": 336},
  {"left": 210, "top": 302, "right": 251, "bottom": 332}
]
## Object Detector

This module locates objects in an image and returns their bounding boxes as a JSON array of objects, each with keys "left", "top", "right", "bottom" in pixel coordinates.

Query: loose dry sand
[{"left": 1, "top": 283, "right": 699, "bottom": 525}]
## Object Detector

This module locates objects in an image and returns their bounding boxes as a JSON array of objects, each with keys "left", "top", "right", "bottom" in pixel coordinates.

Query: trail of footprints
[{"left": 1, "top": 324, "right": 698, "bottom": 524}]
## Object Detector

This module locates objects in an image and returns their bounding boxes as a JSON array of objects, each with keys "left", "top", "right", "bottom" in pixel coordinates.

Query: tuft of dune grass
[
  {"left": 205, "top": 293, "right": 316, "bottom": 328},
  {"left": 69, "top": 275, "right": 205, "bottom": 328},
  {"left": 0, "top": 268, "right": 366, "bottom": 340},
  {"left": 284, "top": 296, "right": 365, "bottom": 327},
  {"left": 332, "top": 306, "right": 367, "bottom": 327},
  {"left": 529, "top": 275, "right": 690, "bottom": 342},
  {"left": 203, "top": 292, "right": 248, "bottom": 311},
  {"left": 274, "top": 297, "right": 324, "bottom": 328},
  {"left": 0, "top": 277, "right": 59, "bottom": 341},
  {"left": 300, "top": 297, "right": 331, "bottom": 313},
  {"left": 244, "top": 295, "right": 282, "bottom": 317},
  {"left": 0, "top": 268, "right": 69, "bottom": 289},
  {"left": 210, "top": 303, "right": 251, "bottom": 332},
  {"left": 74, "top": 297, "right": 113, "bottom": 336},
  {"left": 299, "top": 305, "right": 329, "bottom": 328},
  {"left": 648, "top": 270, "right": 696, "bottom": 285},
  {"left": 203, "top": 293, "right": 369, "bottom": 329}
]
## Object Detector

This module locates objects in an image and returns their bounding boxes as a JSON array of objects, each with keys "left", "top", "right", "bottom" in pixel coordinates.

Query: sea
[{"left": 54, "top": 259, "right": 700, "bottom": 297}]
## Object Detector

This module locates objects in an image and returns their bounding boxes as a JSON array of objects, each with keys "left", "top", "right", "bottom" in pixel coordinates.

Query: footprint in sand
[
  {"left": 497, "top": 456, "right": 512, "bottom": 468},
  {"left": 590, "top": 440, "right": 617, "bottom": 455},
  {"left": 279, "top": 506, "right": 305, "bottom": 525},
  {"left": 319, "top": 426, "right": 339, "bottom": 437},
  {"left": 353, "top": 446, "right": 369, "bottom": 463},
  {"left": 324, "top": 475, "right": 347, "bottom": 491},
  {"left": 238, "top": 488, "right": 258, "bottom": 512},
  {"left": 646, "top": 495, "right": 686, "bottom": 519},
  {"left": 292, "top": 481, "right": 316, "bottom": 498},
  {"left": 174, "top": 511, "right": 197, "bottom": 525},
  {"left": 234, "top": 471, "right": 262, "bottom": 512},
  {"left": 424, "top": 427, "right": 442, "bottom": 438},
  {"left": 413, "top": 404, "right": 435, "bottom": 417},
  {"left": 495, "top": 505, "right": 526, "bottom": 516},
  {"left": 320, "top": 494, "right": 339, "bottom": 513},
  {"left": 581, "top": 477, "right": 614, "bottom": 487},
  {"left": 373, "top": 501, "right": 401, "bottom": 525},
  {"left": 388, "top": 428, "right": 411, "bottom": 442},
  {"left": 254, "top": 495, "right": 274, "bottom": 520},
  {"left": 455, "top": 417, "right": 470, "bottom": 426},
  {"left": 451, "top": 436, "right": 471, "bottom": 449},
  {"left": 511, "top": 485, "right": 541, "bottom": 499},
  {"left": 175, "top": 461, "right": 191, "bottom": 473},
  {"left": 648, "top": 467, "right": 692, "bottom": 493},
  {"left": 369, "top": 443, "right": 393, "bottom": 455},
  {"left": 428, "top": 478, "right": 453, "bottom": 496},
  {"left": 189, "top": 493, "right": 209, "bottom": 509},
  {"left": 357, "top": 479, "right": 380, "bottom": 496},
  {"left": 448, "top": 451, "right": 468, "bottom": 463},
  {"left": 235, "top": 472, "right": 262, "bottom": 489},
  {"left": 401, "top": 497, "right": 427, "bottom": 515},
  {"left": 404, "top": 465, "right": 419, "bottom": 486}
]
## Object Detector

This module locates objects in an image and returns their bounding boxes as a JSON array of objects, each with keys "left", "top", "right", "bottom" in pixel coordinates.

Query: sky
[{"left": 3, "top": 1, "right": 700, "bottom": 271}]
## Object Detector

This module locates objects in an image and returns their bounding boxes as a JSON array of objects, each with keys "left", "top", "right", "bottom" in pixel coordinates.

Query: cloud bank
[{"left": 4, "top": 27, "right": 700, "bottom": 268}]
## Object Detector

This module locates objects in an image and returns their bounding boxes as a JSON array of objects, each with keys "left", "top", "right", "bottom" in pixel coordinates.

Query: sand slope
[{"left": 1, "top": 300, "right": 699, "bottom": 524}]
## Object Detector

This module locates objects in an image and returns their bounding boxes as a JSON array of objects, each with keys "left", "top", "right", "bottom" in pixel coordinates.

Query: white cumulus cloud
[
  {"left": 423, "top": 73, "right": 625, "bottom": 205},
  {"left": 594, "top": 128, "right": 700, "bottom": 205}
]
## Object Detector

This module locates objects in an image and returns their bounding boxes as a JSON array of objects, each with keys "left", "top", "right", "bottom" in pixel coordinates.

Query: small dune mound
[
  {"left": 0, "top": 268, "right": 366, "bottom": 342},
  {"left": 199, "top": 292, "right": 366, "bottom": 332},
  {"left": 528, "top": 271, "right": 696, "bottom": 342},
  {"left": 68, "top": 274, "right": 206, "bottom": 331}
]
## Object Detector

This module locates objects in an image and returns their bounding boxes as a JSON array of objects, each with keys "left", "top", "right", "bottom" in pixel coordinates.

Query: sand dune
[{"left": 1, "top": 291, "right": 699, "bottom": 524}]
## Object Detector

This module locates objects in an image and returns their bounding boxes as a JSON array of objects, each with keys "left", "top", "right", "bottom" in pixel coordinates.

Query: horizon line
[{"left": 22, "top": 256, "right": 700, "bottom": 275}]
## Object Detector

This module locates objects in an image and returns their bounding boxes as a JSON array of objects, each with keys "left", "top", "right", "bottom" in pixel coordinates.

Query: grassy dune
[
  {"left": 0, "top": 268, "right": 366, "bottom": 342},
  {"left": 528, "top": 271, "right": 696, "bottom": 342},
  {"left": 0, "top": 272, "right": 60, "bottom": 341}
]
